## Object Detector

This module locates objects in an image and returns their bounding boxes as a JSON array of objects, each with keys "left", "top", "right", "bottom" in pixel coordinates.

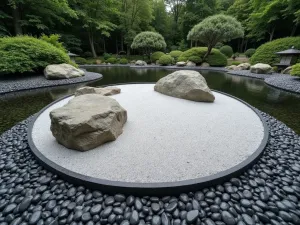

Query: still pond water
[{"left": 1, "top": 67, "right": 300, "bottom": 134}]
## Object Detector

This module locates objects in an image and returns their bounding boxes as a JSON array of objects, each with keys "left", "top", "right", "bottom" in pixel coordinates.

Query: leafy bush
[
  {"left": 188, "top": 56, "right": 202, "bottom": 64},
  {"left": 75, "top": 57, "right": 87, "bottom": 65},
  {"left": 245, "top": 48, "right": 256, "bottom": 58},
  {"left": 119, "top": 58, "right": 128, "bottom": 64},
  {"left": 150, "top": 51, "right": 165, "bottom": 63},
  {"left": 103, "top": 53, "right": 112, "bottom": 60},
  {"left": 206, "top": 52, "right": 227, "bottom": 67},
  {"left": 86, "top": 58, "right": 97, "bottom": 64},
  {"left": 230, "top": 61, "right": 241, "bottom": 66},
  {"left": 220, "top": 45, "right": 233, "bottom": 58},
  {"left": 251, "top": 37, "right": 300, "bottom": 65},
  {"left": 0, "top": 36, "right": 73, "bottom": 74},
  {"left": 215, "top": 42, "right": 224, "bottom": 49},
  {"left": 83, "top": 51, "right": 93, "bottom": 58},
  {"left": 291, "top": 63, "right": 300, "bottom": 77},
  {"left": 106, "top": 57, "right": 117, "bottom": 64},
  {"left": 177, "top": 56, "right": 188, "bottom": 62},
  {"left": 40, "top": 34, "right": 66, "bottom": 52},
  {"left": 169, "top": 50, "right": 183, "bottom": 59},
  {"left": 158, "top": 55, "right": 173, "bottom": 66},
  {"left": 131, "top": 32, "right": 166, "bottom": 56}
]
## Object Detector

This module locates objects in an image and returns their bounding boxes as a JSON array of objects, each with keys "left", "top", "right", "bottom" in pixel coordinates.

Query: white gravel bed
[{"left": 32, "top": 84, "right": 264, "bottom": 183}]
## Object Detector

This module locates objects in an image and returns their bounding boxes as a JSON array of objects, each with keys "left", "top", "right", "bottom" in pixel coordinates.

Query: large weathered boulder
[
  {"left": 135, "top": 60, "right": 147, "bottom": 66},
  {"left": 50, "top": 95, "right": 127, "bottom": 151},
  {"left": 226, "top": 65, "right": 239, "bottom": 70},
  {"left": 237, "top": 63, "right": 251, "bottom": 70},
  {"left": 250, "top": 63, "right": 272, "bottom": 74},
  {"left": 176, "top": 61, "right": 186, "bottom": 67},
  {"left": 186, "top": 61, "right": 196, "bottom": 67},
  {"left": 282, "top": 66, "right": 292, "bottom": 74},
  {"left": 75, "top": 86, "right": 121, "bottom": 97},
  {"left": 154, "top": 70, "right": 215, "bottom": 102},
  {"left": 44, "top": 64, "right": 85, "bottom": 80}
]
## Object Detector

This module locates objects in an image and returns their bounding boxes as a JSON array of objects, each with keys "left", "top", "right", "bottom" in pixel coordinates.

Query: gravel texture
[
  {"left": 0, "top": 70, "right": 102, "bottom": 95},
  {"left": 31, "top": 84, "right": 264, "bottom": 183},
  {"left": 227, "top": 70, "right": 274, "bottom": 80},
  {"left": 265, "top": 76, "right": 300, "bottom": 94},
  {"left": 1, "top": 111, "right": 300, "bottom": 225}
]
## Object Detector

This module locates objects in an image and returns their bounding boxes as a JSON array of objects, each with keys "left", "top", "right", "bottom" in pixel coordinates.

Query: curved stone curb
[
  {"left": 0, "top": 71, "right": 102, "bottom": 95},
  {"left": 27, "top": 83, "right": 269, "bottom": 196}
]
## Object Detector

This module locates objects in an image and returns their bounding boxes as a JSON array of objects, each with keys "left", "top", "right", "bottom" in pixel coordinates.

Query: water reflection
[{"left": 0, "top": 67, "right": 300, "bottom": 134}]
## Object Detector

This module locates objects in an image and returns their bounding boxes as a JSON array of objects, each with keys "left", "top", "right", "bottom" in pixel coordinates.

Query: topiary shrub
[
  {"left": 169, "top": 50, "right": 183, "bottom": 60},
  {"left": 188, "top": 56, "right": 202, "bottom": 64},
  {"left": 220, "top": 45, "right": 233, "bottom": 58},
  {"left": 245, "top": 48, "right": 256, "bottom": 58},
  {"left": 230, "top": 61, "right": 241, "bottom": 66},
  {"left": 291, "top": 63, "right": 300, "bottom": 77},
  {"left": 206, "top": 52, "right": 227, "bottom": 67},
  {"left": 75, "top": 57, "right": 87, "bottom": 65},
  {"left": 150, "top": 51, "right": 165, "bottom": 63},
  {"left": 158, "top": 55, "right": 173, "bottom": 66},
  {"left": 107, "top": 57, "right": 117, "bottom": 64},
  {"left": 177, "top": 56, "right": 188, "bottom": 62},
  {"left": 0, "top": 36, "right": 73, "bottom": 74},
  {"left": 119, "top": 58, "right": 128, "bottom": 64},
  {"left": 103, "top": 53, "right": 112, "bottom": 60},
  {"left": 251, "top": 37, "right": 300, "bottom": 65}
]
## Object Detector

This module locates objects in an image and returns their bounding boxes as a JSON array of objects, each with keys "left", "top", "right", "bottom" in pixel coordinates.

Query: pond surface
[{"left": 1, "top": 67, "right": 300, "bottom": 134}]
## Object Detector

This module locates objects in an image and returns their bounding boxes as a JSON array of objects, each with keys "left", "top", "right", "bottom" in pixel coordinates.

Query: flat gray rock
[
  {"left": 74, "top": 86, "right": 121, "bottom": 97},
  {"left": 250, "top": 63, "right": 272, "bottom": 74},
  {"left": 154, "top": 70, "right": 215, "bottom": 102},
  {"left": 44, "top": 63, "right": 85, "bottom": 79},
  {"left": 50, "top": 94, "right": 127, "bottom": 151}
]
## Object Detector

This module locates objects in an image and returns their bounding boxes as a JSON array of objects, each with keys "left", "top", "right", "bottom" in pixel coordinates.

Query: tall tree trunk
[
  {"left": 88, "top": 32, "right": 97, "bottom": 57},
  {"left": 203, "top": 45, "right": 213, "bottom": 59},
  {"left": 244, "top": 39, "right": 248, "bottom": 53},
  {"left": 116, "top": 38, "right": 118, "bottom": 54},
  {"left": 291, "top": 24, "right": 297, "bottom": 36},
  {"left": 190, "top": 40, "right": 193, "bottom": 48},
  {"left": 269, "top": 27, "right": 275, "bottom": 41},
  {"left": 120, "top": 33, "right": 124, "bottom": 52},
  {"left": 103, "top": 39, "right": 106, "bottom": 53},
  {"left": 12, "top": 7, "right": 22, "bottom": 35},
  {"left": 127, "top": 45, "right": 131, "bottom": 56}
]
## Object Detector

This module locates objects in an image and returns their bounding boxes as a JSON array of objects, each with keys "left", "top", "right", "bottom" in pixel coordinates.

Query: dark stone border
[
  {"left": 265, "top": 75, "right": 300, "bottom": 94},
  {"left": 0, "top": 70, "right": 103, "bottom": 95},
  {"left": 27, "top": 83, "right": 269, "bottom": 196}
]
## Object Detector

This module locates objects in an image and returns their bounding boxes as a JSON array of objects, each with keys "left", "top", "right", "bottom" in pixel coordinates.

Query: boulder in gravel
[
  {"left": 186, "top": 61, "right": 196, "bottom": 67},
  {"left": 135, "top": 60, "right": 147, "bottom": 66},
  {"left": 176, "top": 61, "right": 186, "bottom": 67},
  {"left": 250, "top": 63, "right": 272, "bottom": 74},
  {"left": 50, "top": 94, "right": 127, "bottom": 151},
  {"left": 237, "top": 63, "right": 251, "bottom": 70},
  {"left": 154, "top": 70, "right": 215, "bottom": 102},
  {"left": 282, "top": 66, "right": 292, "bottom": 74},
  {"left": 44, "top": 64, "right": 85, "bottom": 80},
  {"left": 226, "top": 65, "right": 239, "bottom": 70},
  {"left": 201, "top": 62, "right": 210, "bottom": 67},
  {"left": 75, "top": 86, "right": 121, "bottom": 97}
]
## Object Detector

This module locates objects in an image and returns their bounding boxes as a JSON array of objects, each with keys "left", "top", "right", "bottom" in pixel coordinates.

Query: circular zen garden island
[{"left": 29, "top": 71, "right": 267, "bottom": 195}]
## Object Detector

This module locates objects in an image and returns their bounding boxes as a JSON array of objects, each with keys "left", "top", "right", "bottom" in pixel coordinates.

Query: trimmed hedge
[
  {"left": 220, "top": 45, "right": 233, "bottom": 58},
  {"left": 75, "top": 57, "right": 87, "bottom": 65},
  {"left": 0, "top": 36, "right": 73, "bottom": 74},
  {"left": 106, "top": 57, "right": 117, "bottom": 64},
  {"left": 291, "top": 63, "right": 300, "bottom": 77},
  {"left": 150, "top": 51, "right": 165, "bottom": 63},
  {"left": 177, "top": 47, "right": 227, "bottom": 67},
  {"left": 188, "top": 56, "right": 202, "bottom": 64},
  {"left": 119, "top": 58, "right": 128, "bottom": 64},
  {"left": 103, "top": 53, "right": 112, "bottom": 60},
  {"left": 169, "top": 50, "right": 183, "bottom": 59},
  {"left": 245, "top": 48, "right": 256, "bottom": 58},
  {"left": 158, "top": 55, "right": 173, "bottom": 66},
  {"left": 251, "top": 37, "right": 300, "bottom": 65}
]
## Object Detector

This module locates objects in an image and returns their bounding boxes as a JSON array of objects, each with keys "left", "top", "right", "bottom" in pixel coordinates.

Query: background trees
[{"left": 0, "top": 0, "right": 299, "bottom": 56}]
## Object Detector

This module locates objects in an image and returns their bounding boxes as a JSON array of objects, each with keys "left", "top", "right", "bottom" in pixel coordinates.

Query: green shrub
[
  {"left": 86, "top": 58, "right": 97, "bottom": 64},
  {"left": 251, "top": 37, "right": 300, "bottom": 65},
  {"left": 215, "top": 42, "right": 224, "bottom": 49},
  {"left": 103, "top": 53, "right": 112, "bottom": 60},
  {"left": 75, "top": 57, "right": 87, "bottom": 65},
  {"left": 291, "top": 63, "right": 300, "bottom": 77},
  {"left": 169, "top": 50, "right": 183, "bottom": 59},
  {"left": 188, "top": 56, "right": 202, "bottom": 64},
  {"left": 119, "top": 58, "right": 128, "bottom": 64},
  {"left": 83, "top": 51, "right": 93, "bottom": 58},
  {"left": 40, "top": 34, "right": 66, "bottom": 52},
  {"left": 230, "top": 61, "right": 241, "bottom": 66},
  {"left": 206, "top": 52, "right": 227, "bottom": 67},
  {"left": 0, "top": 36, "right": 73, "bottom": 74},
  {"left": 177, "top": 56, "right": 188, "bottom": 62},
  {"left": 244, "top": 48, "right": 256, "bottom": 58},
  {"left": 158, "top": 55, "right": 173, "bottom": 66},
  {"left": 107, "top": 57, "right": 117, "bottom": 64},
  {"left": 220, "top": 45, "right": 233, "bottom": 58},
  {"left": 150, "top": 51, "right": 165, "bottom": 63}
]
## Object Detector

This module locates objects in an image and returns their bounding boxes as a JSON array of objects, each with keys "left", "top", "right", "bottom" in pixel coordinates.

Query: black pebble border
[
  {"left": 1, "top": 111, "right": 300, "bottom": 225},
  {"left": 227, "top": 70, "right": 274, "bottom": 80},
  {"left": 0, "top": 71, "right": 102, "bottom": 95}
]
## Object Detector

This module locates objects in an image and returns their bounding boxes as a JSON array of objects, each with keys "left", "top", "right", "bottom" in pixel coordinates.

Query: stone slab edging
[
  {"left": 27, "top": 83, "right": 269, "bottom": 196},
  {"left": 0, "top": 71, "right": 103, "bottom": 95}
]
